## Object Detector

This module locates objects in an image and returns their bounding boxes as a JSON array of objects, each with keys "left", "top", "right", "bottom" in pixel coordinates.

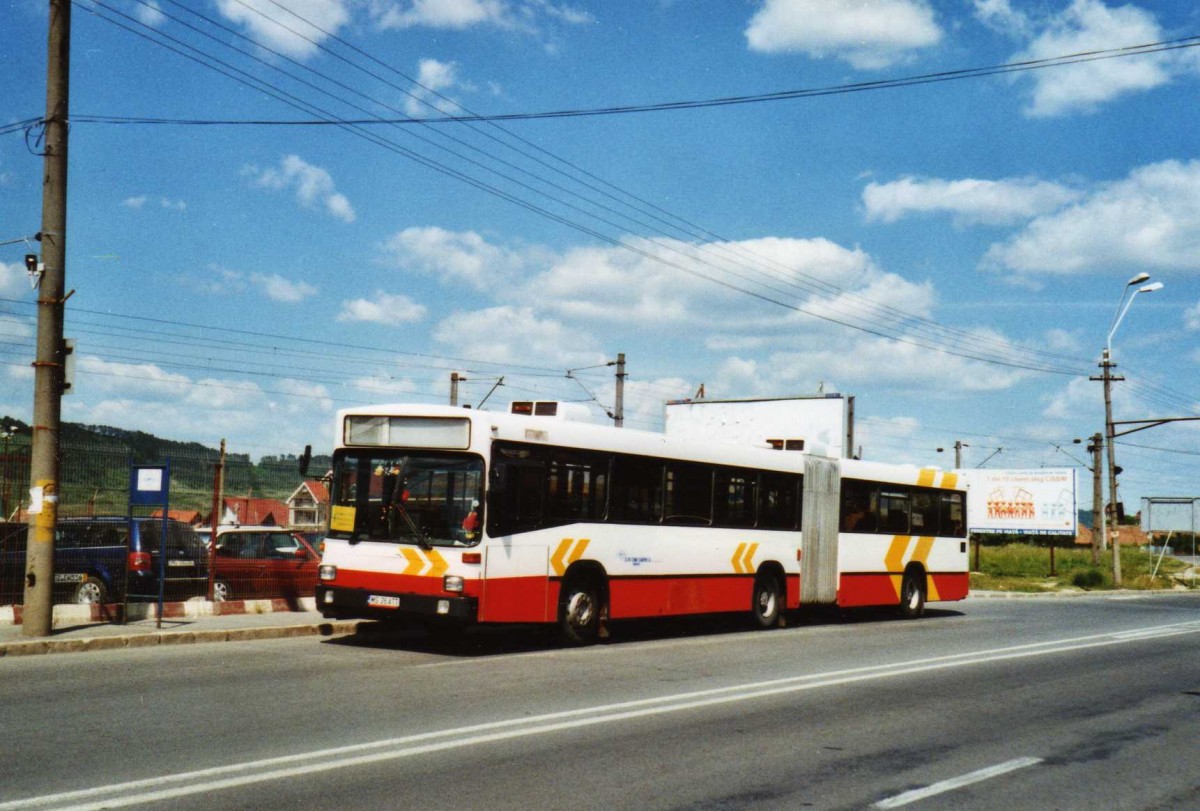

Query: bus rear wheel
[
  {"left": 899, "top": 570, "right": 926, "bottom": 619},
  {"left": 559, "top": 577, "right": 601, "bottom": 645},
  {"left": 750, "top": 572, "right": 781, "bottom": 629}
]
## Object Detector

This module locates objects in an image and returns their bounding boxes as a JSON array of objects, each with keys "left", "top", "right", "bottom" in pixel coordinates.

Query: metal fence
[{"left": 0, "top": 434, "right": 330, "bottom": 609}]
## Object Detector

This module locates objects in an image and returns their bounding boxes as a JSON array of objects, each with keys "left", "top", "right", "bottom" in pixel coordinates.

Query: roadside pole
[{"left": 23, "top": 0, "right": 71, "bottom": 638}]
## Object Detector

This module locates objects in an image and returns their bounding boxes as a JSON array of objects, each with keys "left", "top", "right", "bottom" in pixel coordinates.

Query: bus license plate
[{"left": 367, "top": 595, "right": 401, "bottom": 609}]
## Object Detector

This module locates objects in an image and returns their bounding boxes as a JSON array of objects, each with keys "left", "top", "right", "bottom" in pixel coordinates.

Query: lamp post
[{"left": 1099, "top": 273, "right": 1163, "bottom": 586}]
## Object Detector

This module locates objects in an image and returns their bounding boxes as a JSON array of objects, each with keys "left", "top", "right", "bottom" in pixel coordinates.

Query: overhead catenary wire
[
  {"left": 64, "top": 0, "right": 1104, "bottom": 372},
  {"left": 70, "top": 0, "right": 1094, "bottom": 376}
]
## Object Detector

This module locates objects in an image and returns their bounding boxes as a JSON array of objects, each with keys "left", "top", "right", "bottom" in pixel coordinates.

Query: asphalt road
[{"left": 2, "top": 593, "right": 1199, "bottom": 811}]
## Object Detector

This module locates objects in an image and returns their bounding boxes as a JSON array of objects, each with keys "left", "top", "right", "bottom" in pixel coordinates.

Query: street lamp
[{"left": 1099, "top": 273, "right": 1163, "bottom": 586}]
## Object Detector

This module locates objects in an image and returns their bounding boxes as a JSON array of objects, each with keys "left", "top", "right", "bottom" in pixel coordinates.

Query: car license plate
[
  {"left": 168, "top": 560, "right": 194, "bottom": 567},
  {"left": 367, "top": 595, "right": 401, "bottom": 609}
]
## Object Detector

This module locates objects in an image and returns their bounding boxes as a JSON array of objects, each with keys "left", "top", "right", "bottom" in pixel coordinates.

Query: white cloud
[
  {"left": 717, "top": 331, "right": 1027, "bottom": 397},
  {"left": 381, "top": 225, "right": 538, "bottom": 290},
  {"left": 983, "top": 159, "right": 1200, "bottom": 279},
  {"left": 971, "top": 0, "right": 1029, "bottom": 36},
  {"left": 214, "top": 0, "right": 350, "bottom": 59},
  {"left": 251, "top": 273, "right": 317, "bottom": 303},
  {"left": 745, "top": 0, "right": 942, "bottom": 69},
  {"left": 1010, "top": 0, "right": 1173, "bottom": 117},
  {"left": 122, "top": 196, "right": 148, "bottom": 209},
  {"left": 134, "top": 0, "right": 167, "bottom": 28},
  {"left": 0, "top": 261, "right": 27, "bottom": 296},
  {"left": 159, "top": 198, "right": 187, "bottom": 211},
  {"left": 245, "top": 155, "right": 356, "bottom": 223},
  {"left": 336, "top": 292, "right": 427, "bottom": 323},
  {"left": 371, "top": 0, "right": 590, "bottom": 32},
  {"left": 862, "top": 176, "right": 1081, "bottom": 226},
  {"left": 431, "top": 306, "right": 603, "bottom": 367},
  {"left": 1185, "top": 302, "right": 1200, "bottom": 331},
  {"left": 404, "top": 59, "right": 466, "bottom": 117}
]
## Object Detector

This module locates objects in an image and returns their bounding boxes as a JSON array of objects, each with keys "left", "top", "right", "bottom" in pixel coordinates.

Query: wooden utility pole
[{"left": 23, "top": 0, "right": 70, "bottom": 637}]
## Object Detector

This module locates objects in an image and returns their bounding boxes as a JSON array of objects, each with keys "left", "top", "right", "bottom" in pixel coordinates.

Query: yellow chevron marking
[
  {"left": 425, "top": 549, "right": 448, "bottom": 578},
  {"left": 399, "top": 547, "right": 424, "bottom": 576},
  {"left": 551, "top": 539, "right": 573, "bottom": 577},
  {"left": 927, "top": 575, "right": 941, "bottom": 602},
  {"left": 730, "top": 542, "right": 761, "bottom": 574},
  {"left": 911, "top": 536, "right": 935, "bottom": 565},
  {"left": 885, "top": 535, "right": 912, "bottom": 599},
  {"left": 917, "top": 468, "right": 937, "bottom": 487},
  {"left": 941, "top": 472, "right": 959, "bottom": 490},
  {"left": 550, "top": 538, "right": 590, "bottom": 577}
]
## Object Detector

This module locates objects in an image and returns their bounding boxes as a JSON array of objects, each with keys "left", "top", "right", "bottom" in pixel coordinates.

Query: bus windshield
[{"left": 330, "top": 451, "right": 484, "bottom": 547}]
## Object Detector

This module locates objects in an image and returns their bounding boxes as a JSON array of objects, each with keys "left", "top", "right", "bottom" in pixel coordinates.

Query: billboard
[
  {"left": 663, "top": 394, "right": 853, "bottom": 458},
  {"left": 962, "top": 468, "right": 1077, "bottom": 536}
]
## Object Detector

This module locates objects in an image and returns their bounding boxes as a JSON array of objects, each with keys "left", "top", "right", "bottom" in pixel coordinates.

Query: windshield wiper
[{"left": 386, "top": 459, "right": 432, "bottom": 551}]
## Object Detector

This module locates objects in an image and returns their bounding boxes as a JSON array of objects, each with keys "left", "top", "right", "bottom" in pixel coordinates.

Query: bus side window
[
  {"left": 758, "top": 472, "right": 800, "bottom": 530},
  {"left": 609, "top": 454, "right": 664, "bottom": 524},
  {"left": 940, "top": 492, "right": 966, "bottom": 537},
  {"left": 840, "top": 479, "right": 878, "bottom": 533},
  {"left": 488, "top": 460, "right": 546, "bottom": 536},
  {"left": 912, "top": 489, "right": 938, "bottom": 534}
]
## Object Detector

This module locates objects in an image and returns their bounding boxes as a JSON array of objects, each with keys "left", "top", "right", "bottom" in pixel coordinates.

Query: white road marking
[
  {"left": 4, "top": 620, "right": 1200, "bottom": 810},
  {"left": 872, "top": 757, "right": 1044, "bottom": 808}
]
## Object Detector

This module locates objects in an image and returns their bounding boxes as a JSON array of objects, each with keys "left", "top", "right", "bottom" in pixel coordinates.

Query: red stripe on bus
[{"left": 838, "top": 572, "right": 969, "bottom": 607}]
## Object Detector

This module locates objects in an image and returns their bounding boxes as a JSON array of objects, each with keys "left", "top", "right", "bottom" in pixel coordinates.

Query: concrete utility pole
[
  {"left": 614, "top": 353, "right": 625, "bottom": 428},
  {"left": 23, "top": 0, "right": 71, "bottom": 637},
  {"left": 1087, "top": 432, "right": 1103, "bottom": 565},
  {"left": 449, "top": 372, "right": 464, "bottom": 407}
]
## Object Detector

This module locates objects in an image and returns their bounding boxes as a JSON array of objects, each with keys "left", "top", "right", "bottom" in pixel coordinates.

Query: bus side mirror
[{"left": 299, "top": 445, "right": 312, "bottom": 477}]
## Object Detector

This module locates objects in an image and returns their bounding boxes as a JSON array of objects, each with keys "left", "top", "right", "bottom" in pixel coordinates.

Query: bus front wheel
[{"left": 559, "top": 577, "right": 601, "bottom": 645}]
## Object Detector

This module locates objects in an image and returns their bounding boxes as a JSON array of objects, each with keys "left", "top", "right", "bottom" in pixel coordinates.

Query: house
[
  {"left": 150, "top": 509, "right": 204, "bottom": 525},
  {"left": 210, "top": 496, "right": 289, "bottom": 527},
  {"left": 287, "top": 480, "right": 329, "bottom": 533}
]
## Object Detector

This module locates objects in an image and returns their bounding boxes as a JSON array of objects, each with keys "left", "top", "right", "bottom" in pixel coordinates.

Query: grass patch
[{"left": 969, "top": 543, "right": 1195, "bottom": 592}]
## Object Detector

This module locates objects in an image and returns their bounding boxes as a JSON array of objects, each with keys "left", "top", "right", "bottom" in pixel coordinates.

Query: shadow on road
[{"left": 323, "top": 605, "right": 965, "bottom": 658}]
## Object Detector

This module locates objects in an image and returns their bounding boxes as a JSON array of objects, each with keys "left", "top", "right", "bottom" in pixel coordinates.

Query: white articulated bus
[{"left": 314, "top": 402, "right": 969, "bottom": 643}]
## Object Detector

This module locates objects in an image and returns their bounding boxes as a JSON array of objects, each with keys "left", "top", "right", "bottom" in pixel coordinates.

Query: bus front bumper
[{"left": 316, "top": 585, "right": 478, "bottom": 622}]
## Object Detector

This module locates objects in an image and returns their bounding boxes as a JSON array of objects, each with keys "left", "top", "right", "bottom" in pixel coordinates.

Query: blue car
[{"left": 0, "top": 517, "right": 209, "bottom": 606}]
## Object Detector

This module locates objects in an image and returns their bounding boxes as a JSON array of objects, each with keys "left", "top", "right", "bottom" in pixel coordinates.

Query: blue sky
[{"left": 2, "top": 0, "right": 1199, "bottom": 519}]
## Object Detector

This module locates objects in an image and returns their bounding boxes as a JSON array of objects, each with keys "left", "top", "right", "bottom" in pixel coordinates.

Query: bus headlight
[
  {"left": 443, "top": 575, "right": 464, "bottom": 593},
  {"left": 319, "top": 564, "right": 337, "bottom": 581}
]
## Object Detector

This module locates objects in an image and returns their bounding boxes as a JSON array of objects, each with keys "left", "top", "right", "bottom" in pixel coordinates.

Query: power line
[{"left": 59, "top": 35, "right": 1200, "bottom": 127}]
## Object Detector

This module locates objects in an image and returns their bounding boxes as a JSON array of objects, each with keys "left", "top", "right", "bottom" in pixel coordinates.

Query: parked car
[
  {"left": 210, "top": 526, "right": 321, "bottom": 602},
  {"left": 0, "top": 517, "right": 209, "bottom": 606}
]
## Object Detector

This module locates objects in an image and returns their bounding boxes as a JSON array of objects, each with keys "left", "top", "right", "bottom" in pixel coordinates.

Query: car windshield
[{"left": 329, "top": 451, "right": 484, "bottom": 547}]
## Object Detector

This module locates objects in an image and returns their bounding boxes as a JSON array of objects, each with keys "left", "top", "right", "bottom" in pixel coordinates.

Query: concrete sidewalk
[{"left": 0, "top": 598, "right": 367, "bottom": 657}]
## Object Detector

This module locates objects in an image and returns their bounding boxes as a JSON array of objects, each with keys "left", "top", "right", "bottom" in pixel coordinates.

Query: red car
[{"left": 211, "top": 526, "right": 321, "bottom": 602}]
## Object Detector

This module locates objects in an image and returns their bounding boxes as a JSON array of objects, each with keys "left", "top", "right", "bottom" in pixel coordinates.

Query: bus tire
[
  {"left": 750, "top": 571, "right": 781, "bottom": 629},
  {"left": 559, "top": 575, "right": 602, "bottom": 645},
  {"left": 899, "top": 569, "right": 926, "bottom": 619}
]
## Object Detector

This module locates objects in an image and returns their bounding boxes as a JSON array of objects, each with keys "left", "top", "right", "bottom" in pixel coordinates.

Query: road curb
[{"left": 0, "top": 619, "right": 365, "bottom": 658}]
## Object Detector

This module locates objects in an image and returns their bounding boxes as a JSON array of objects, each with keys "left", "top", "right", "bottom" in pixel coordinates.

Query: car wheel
[
  {"left": 899, "top": 570, "right": 926, "bottom": 619},
  {"left": 750, "top": 571, "right": 781, "bottom": 629},
  {"left": 212, "top": 580, "right": 232, "bottom": 602},
  {"left": 73, "top": 579, "right": 107, "bottom": 605},
  {"left": 559, "top": 576, "right": 602, "bottom": 645}
]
